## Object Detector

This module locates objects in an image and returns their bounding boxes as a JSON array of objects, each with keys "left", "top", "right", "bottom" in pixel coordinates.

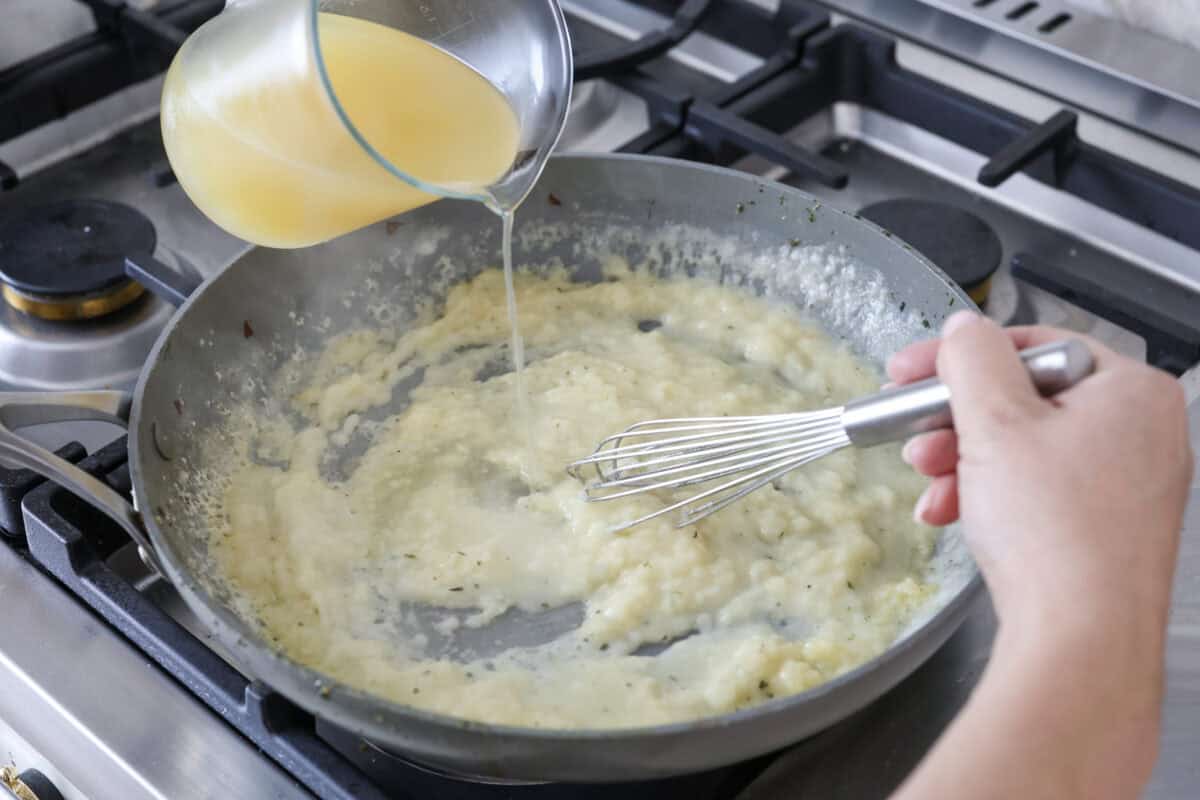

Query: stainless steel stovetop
[{"left": 0, "top": 1, "right": 1197, "bottom": 798}]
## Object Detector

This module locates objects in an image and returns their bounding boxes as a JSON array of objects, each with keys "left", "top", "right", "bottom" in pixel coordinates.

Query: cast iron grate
[{"left": 604, "top": 10, "right": 1200, "bottom": 373}]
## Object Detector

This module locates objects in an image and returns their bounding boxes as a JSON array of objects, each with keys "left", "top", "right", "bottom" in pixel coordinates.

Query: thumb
[{"left": 935, "top": 311, "right": 1046, "bottom": 440}]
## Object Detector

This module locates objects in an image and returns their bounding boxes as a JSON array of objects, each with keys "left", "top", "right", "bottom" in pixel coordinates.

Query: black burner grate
[
  {"left": 0, "top": 0, "right": 221, "bottom": 151},
  {"left": 600, "top": 6, "right": 1200, "bottom": 373}
]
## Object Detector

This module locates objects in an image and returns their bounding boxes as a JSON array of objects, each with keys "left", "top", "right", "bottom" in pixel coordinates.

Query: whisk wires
[{"left": 569, "top": 409, "right": 850, "bottom": 531}]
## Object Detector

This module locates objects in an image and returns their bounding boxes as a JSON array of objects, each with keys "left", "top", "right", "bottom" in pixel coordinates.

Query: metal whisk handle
[{"left": 842, "top": 339, "right": 1095, "bottom": 448}]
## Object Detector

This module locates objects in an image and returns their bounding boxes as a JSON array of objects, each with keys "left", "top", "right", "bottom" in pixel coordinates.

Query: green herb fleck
[{"left": 736, "top": 202, "right": 746, "bottom": 214}]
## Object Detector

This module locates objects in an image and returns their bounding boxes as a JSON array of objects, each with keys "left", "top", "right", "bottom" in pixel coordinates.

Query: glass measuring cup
[{"left": 161, "top": 0, "right": 573, "bottom": 248}]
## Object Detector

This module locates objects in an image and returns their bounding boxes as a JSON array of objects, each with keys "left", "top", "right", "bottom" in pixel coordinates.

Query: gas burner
[
  {"left": 858, "top": 199, "right": 1002, "bottom": 308},
  {"left": 0, "top": 200, "right": 175, "bottom": 391},
  {"left": 0, "top": 199, "right": 156, "bottom": 321}
]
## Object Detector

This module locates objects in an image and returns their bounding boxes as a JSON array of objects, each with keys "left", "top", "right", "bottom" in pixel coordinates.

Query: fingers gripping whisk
[
  {"left": 568, "top": 410, "right": 851, "bottom": 531},
  {"left": 568, "top": 341, "right": 1095, "bottom": 532}
]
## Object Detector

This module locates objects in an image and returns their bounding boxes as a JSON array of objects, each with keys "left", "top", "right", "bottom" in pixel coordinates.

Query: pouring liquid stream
[
  {"left": 163, "top": 12, "right": 535, "bottom": 442},
  {"left": 498, "top": 209, "right": 534, "bottom": 453}
]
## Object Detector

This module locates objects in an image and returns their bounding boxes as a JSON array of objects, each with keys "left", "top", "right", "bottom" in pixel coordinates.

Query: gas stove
[{"left": 0, "top": 2, "right": 1198, "bottom": 799}]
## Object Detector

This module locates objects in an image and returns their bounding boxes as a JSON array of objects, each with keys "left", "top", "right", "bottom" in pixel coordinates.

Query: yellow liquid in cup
[{"left": 161, "top": 12, "right": 521, "bottom": 248}]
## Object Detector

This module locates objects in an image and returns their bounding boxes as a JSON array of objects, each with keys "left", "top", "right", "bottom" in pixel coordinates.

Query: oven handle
[{"left": 0, "top": 391, "right": 163, "bottom": 575}]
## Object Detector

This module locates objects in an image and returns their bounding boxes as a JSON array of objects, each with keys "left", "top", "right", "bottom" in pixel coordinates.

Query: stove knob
[{"left": 0, "top": 767, "right": 65, "bottom": 800}]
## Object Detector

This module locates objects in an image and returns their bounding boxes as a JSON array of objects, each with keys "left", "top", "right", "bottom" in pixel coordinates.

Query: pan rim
[{"left": 129, "top": 152, "right": 981, "bottom": 768}]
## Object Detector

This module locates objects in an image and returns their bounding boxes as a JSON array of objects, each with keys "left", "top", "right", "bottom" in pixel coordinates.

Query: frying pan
[{"left": 0, "top": 154, "right": 981, "bottom": 782}]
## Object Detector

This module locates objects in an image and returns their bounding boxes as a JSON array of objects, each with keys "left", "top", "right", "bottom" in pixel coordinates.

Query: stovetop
[{"left": 1, "top": 1, "right": 1199, "bottom": 799}]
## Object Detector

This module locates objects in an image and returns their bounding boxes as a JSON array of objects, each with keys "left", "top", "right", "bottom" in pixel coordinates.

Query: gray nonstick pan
[{"left": 0, "top": 154, "right": 980, "bottom": 782}]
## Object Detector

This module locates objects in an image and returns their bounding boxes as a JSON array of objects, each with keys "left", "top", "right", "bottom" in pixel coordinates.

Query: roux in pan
[{"left": 212, "top": 265, "right": 936, "bottom": 728}]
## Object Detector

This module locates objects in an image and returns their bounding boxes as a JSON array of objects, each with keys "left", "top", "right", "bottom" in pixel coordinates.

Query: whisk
[{"left": 568, "top": 340, "right": 1093, "bottom": 531}]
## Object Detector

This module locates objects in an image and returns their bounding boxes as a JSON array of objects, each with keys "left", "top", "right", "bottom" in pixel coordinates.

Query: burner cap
[
  {"left": 859, "top": 198, "right": 1002, "bottom": 304},
  {"left": 0, "top": 199, "right": 156, "bottom": 320}
]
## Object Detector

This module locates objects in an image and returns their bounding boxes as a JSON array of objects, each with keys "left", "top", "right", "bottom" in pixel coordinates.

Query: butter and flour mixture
[{"left": 212, "top": 265, "right": 937, "bottom": 728}]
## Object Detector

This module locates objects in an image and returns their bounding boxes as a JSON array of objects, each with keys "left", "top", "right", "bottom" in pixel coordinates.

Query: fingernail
[
  {"left": 941, "top": 310, "right": 979, "bottom": 338},
  {"left": 901, "top": 438, "right": 917, "bottom": 465},
  {"left": 913, "top": 487, "right": 932, "bottom": 524}
]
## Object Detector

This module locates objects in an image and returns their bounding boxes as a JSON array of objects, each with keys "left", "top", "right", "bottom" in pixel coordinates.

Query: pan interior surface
[{"left": 134, "top": 156, "right": 974, "bottom": 750}]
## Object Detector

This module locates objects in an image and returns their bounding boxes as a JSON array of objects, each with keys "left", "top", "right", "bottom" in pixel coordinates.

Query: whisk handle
[{"left": 842, "top": 339, "right": 1095, "bottom": 447}]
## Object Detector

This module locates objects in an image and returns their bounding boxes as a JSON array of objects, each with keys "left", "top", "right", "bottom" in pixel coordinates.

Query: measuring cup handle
[
  {"left": 842, "top": 340, "right": 1095, "bottom": 447},
  {"left": 0, "top": 392, "right": 163, "bottom": 574}
]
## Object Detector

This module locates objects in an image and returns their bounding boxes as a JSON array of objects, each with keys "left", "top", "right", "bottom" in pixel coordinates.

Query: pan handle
[{"left": 0, "top": 392, "right": 164, "bottom": 575}]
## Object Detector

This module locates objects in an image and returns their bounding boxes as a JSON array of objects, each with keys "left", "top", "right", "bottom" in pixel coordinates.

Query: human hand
[
  {"left": 888, "top": 312, "right": 1193, "bottom": 800},
  {"left": 886, "top": 311, "right": 1193, "bottom": 632}
]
